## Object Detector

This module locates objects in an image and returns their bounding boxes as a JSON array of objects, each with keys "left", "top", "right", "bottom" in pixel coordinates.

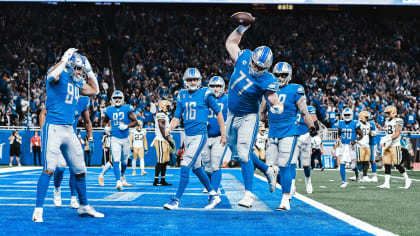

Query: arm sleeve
[{"left": 207, "top": 95, "right": 221, "bottom": 114}]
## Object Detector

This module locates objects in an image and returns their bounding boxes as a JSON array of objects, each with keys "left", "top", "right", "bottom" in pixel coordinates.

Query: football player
[
  {"left": 368, "top": 111, "right": 378, "bottom": 182},
  {"left": 153, "top": 99, "right": 172, "bottom": 186},
  {"left": 337, "top": 108, "right": 363, "bottom": 187},
  {"left": 98, "top": 127, "right": 112, "bottom": 186},
  {"left": 253, "top": 124, "right": 268, "bottom": 162},
  {"left": 32, "top": 49, "right": 103, "bottom": 222},
  {"left": 357, "top": 111, "right": 373, "bottom": 182},
  {"left": 261, "top": 62, "right": 317, "bottom": 211},
  {"left": 129, "top": 120, "right": 148, "bottom": 176},
  {"left": 201, "top": 76, "right": 228, "bottom": 194},
  {"left": 225, "top": 24, "right": 283, "bottom": 208},
  {"left": 377, "top": 105, "right": 411, "bottom": 189},
  {"left": 163, "top": 68, "right": 226, "bottom": 210},
  {"left": 103, "top": 90, "right": 138, "bottom": 191},
  {"left": 289, "top": 106, "right": 318, "bottom": 195}
]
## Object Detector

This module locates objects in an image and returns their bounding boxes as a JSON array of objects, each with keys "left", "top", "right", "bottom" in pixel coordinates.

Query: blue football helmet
[
  {"left": 307, "top": 105, "right": 316, "bottom": 115},
  {"left": 342, "top": 108, "right": 353, "bottom": 122},
  {"left": 111, "top": 90, "right": 124, "bottom": 107},
  {"left": 183, "top": 68, "right": 202, "bottom": 90},
  {"left": 273, "top": 62, "right": 292, "bottom": 87},
  {"left": 208, "top": 76, "right": 225, "bottom": 97},
  {"left": 249, "top": 46, "right": 273, "bottom": 77},
  {"left": 67, "top": 53, "right": 85, "bottom": 83}
]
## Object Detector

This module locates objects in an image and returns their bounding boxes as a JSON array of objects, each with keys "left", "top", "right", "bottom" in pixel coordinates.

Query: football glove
[
  {"left": 118, "top": 124, "right": 128, "bottom": 131},
  {"left": 88, "top": 137, "right": 94, "bottom": 153},
  {"left": 61, "top": 48, "right": 78, "bottom": 62},
  {"left": 83, "top": 56, "right": 92, "bottom": 73},
  {"left": 309, "top": 126, "right": 318, "bottom": 137}
]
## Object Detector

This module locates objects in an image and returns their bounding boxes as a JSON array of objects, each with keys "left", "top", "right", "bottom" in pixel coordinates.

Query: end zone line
[{"left": 254, "top": 174, "right": 397, "bottom": 236}]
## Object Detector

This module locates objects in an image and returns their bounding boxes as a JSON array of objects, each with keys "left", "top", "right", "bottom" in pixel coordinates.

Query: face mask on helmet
[
  {"left": 208, "top": 76, "right": 225, "bottom": 97},
  {"left": 67, "top": 53, "right": 85, "bottom": 83},
  {"left": 273, "top": 62, "right": 292, "bottom": 87},
  {"left": 158, "top": 100, "right": 171, "bottom": 113},
  {"left": 183, "top": 68, "right": 202, "bottom": 90},
  {"left": 111, "top": 90, "right": 124, "bottom": 107},
  {"left": 342, "top": 108, "right": 353, "bottom": 122},
  {"left": 384, "top": 106, "right": 396, "bottom": 121},
  {"left": 359, "top": 111, "right": 369, "bottom": 123},
  {"left": 249, "top": 46, "right": 273, "bottom": 78}
]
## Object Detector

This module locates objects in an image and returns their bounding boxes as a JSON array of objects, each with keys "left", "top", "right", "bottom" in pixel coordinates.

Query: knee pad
[
  {"left": 385, "top": 165, "right": 391, "bottom": 175},
  {"left": 75, "top": 173, "right": 86, "bottom": 178}
]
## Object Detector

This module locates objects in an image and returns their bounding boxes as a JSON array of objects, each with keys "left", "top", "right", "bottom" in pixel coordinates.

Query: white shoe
[
  {"left": 18, "top": 163, "right": 22, "bottom": 167},
  {"left": 9, "top": 163, "right": 12, "bottom": 167},
  {"left": 266, "top": 165, "right": 279, "bottom": 193},
  {"left": 204, "top": 194, "right": 221, "bottom": 209},
  {"left": 238, "top": 191, "right": 255, "bottom": 208},
  {"left": 98, "top": 176, "right": 104, "bottom": 186},
  {"left": 77, "top": 205, "right": 104, "bottom": 218},
  {"left": 202, "top": 188, "right": 208, "bottom": 193},
  {"left": 276, "top": 196, "right": 291, "bottom": 211},
  {"left": 362, "top": 176, "right": 371, "bottom": 183},
  {"left": 370, "top": 176, "right": 378, "bottom": 183},
  {"left": 121, "top": 176, "right": 132, "bottom": 187},
  {"left": 53, "top": 187, "right": 62, "bottom": 207},
  {"left": 305, "top": 178, "right": 313, "bottom": 194},
  {"left": 377, "top": 183, "right": 390, "bottom": 189},
  {"left": 401, "top": 178, "right": 412, "bottom": 189},
  {"left": 32, "top": 207, "right": 43, "bottom": 222},
  {"left": 340, "top": 182, "right": 348, "bottom": 188},
  {"left": 116, "top": 180, "right": 123, "bottom": 191},
  {"left": 70, "top": 196, "right": 79, "bottom": 209},
  {"left": 349, "top": 176, "right": 356, "bottom": 181},
  {"left": 163, "top": 197, "right": 179, "bottom": 210}
]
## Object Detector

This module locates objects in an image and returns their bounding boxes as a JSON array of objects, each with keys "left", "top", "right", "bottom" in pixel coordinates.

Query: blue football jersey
[
  {"left": 175, "top": 87, "right": 220, "bottom": 136},
  {"left": 296, "top": 111, "right": 309, "bottom": 135},
  {"left": 228, "top": 49, "right": 278, "bottom": 116},
  {"left": 45, "top": 69, "right": 83, "bottom": 125},
  {"left": 208, "top": 94, "right": 228, "bottom": 137},
  {"left": 338, "top": 120, "right": 360, "bottom": 144},
  {"left": 105, "top": 104, "right": 134, "bottom": 139},
  {"left": 73, "top": 96, "right": 90, "bottom": 131},
  {"left": 266, "top": 84, "right": 304, "bottom": 139},
  {"left": 369, "top": 120, "right": 377, "bottom": 146}
]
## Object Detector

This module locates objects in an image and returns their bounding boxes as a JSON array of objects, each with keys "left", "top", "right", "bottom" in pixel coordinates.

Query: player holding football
[
  {"left": 377, "top": 105, "right": 411, "bottom": 189},
  {"left": 103, "top": 90, "right": 138, "bottom": 191},
  {"left": 32, "top": 48, "right": 103, "bottom": 222},
  {"left": 163, "top": 68, "right": 226, "bottom": 210},
  {"left": 201, "top": 76, "right": 228, "bottom": 194},
  {"left": 225, "top": 23, "right": 283, "bottom": 208},
  {"left": 261, "top": 62, "right": 317, "bottom": 211}
]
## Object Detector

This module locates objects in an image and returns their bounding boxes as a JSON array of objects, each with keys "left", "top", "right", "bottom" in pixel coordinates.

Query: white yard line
[{"left": 254, "top": 174, "right": 397, "bottom": 236}]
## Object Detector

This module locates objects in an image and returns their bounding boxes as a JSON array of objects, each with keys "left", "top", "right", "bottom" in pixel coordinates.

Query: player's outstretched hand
[
  {"left": 220, "top": 135, "right": 227, "bottom": 146},
  {"left": 61, "top": 48, "right": 78, "bottom": 62},
  {"left": 309, "top": 126, "right": 318, "bottom": 137},
  {"left": 118, "top": 123, "right": 128, "bottom": 131},
  {"left": 83, "top": 56, "right": 92, "bottom": 73}
]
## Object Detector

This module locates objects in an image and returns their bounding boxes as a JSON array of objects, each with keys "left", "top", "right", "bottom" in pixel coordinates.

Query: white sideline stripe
[
  {"left": 254, "top": 174, "right": 397, "bottom": 236},
  {"left": 0, "top": 167, "right": 41, "bottom": 173},
  {"left": 345, "top": 170, "right": 420, "bottom": 182}
]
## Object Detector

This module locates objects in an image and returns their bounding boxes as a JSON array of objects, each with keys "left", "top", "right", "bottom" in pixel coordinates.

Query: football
[{"left": 231, "top": 12, "right": 255, "bottom": 26}]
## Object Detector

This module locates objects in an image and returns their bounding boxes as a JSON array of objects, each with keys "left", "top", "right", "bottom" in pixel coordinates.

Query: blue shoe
[
  {"left": 163, "top": 197, "right": 179, "bottom": 210},
  {"left": 205, "top": 194, "right": 221, "bottom": 209}
]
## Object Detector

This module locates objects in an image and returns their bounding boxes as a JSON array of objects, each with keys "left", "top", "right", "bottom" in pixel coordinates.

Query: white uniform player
[
  {"left": 253, "top": 126, "right": 268, "bottom": 161},
  {"left": 130, "top": 121, "right": 148, "bottom": 176}
]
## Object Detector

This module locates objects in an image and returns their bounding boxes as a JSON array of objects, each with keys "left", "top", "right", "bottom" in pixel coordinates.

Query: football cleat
[
  {"left": 53, "top": 187, "right": 62, "bottom": 207},
  {"left": 349, "top": 176, "right": 357, "bottom": 181},
  {"left": 164, "top": 197, "right": 179, "bottom": 210},
  {"left": 265, "top": 165, "right": 279, "bottom": 193},
  {"left": 400, "top": 178, "right": 412, "bottom": 189},
  {"left": 370, "top": 175, "right": 378, "bottom": 183},
  {"left": 98, "top": 175, "right": 104, "bottom": 186},
  {"left": 121, "top": 176, "right": 132, "bottom": 187},
  {"left": 70, "top": 196, "right": 79, "bottom": 209},
  {"left": 202, "top": 188, "right": 208, "bottom": 193},
  {"left": 141, "top": 170, "right": 148, "bottom": 176},
  {"left": 153, "top": 180, "right": 162, "bottom": 186},
  {"left": 276, "top": 196, "right": 291, "bottom": 211},
  {"left": 205, "top": 194, "right": 221, "bottom": 209},
  {"left": 305, "top": 178, "right": 313, "bottom": 194},
  {"left": 78, "top": 205, "right": 104, "bottom": 218},
  {"left": 116, "top": 180, "right": 123, "bottom": 191},
  {"left": 340, "top": 182, "right": 349, "bottom": 188},
  {"left": 238, "top": 191, "right": 256, "bottom": 208},
  {"left": 160, "top": 181, "right": 172, "bottom": 186},
  {"left": 32, "top": 207, "right": 43, "bottom": 223},
  {"left": 377, "top": 183, "right": 390, "bottom": 189},
  {"left": 362, "top": 176, "right": 371, "bottom": 183}
]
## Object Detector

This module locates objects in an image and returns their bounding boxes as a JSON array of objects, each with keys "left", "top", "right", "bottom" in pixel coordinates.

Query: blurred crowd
[{"left": 0, "top": 5, "right": 419, "bottom": 131}]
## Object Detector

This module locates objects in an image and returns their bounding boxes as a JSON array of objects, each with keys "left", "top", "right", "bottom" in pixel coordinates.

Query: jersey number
[
  {"left": 386, "top": 125, "right": 393, "bottom": 135},
  {"left": 65, "top": 83, "right": 80, "bottom": 104},
  {"left": 208, "top": 103, "right": 223, "bottom": 118},
  {"left": 185, "top": 102, "right": 196, "bottom": 120},
  {"left": 341, "top": 128, "right": 353, "bottom": 139},
  {"left": 113, "top": 112, "right": 125, "bottom": 126},
  {"left": 230, "top": 71, "right": 254, "bottom": 96}
]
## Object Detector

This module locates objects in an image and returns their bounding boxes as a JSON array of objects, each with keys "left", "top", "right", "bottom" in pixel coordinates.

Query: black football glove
[{"left": 309, "top": 126, "right": 318, "bottom": 137}]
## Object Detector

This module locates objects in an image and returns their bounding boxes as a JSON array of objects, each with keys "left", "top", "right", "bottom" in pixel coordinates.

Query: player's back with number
[
  {"left": 228, "top": 49, "right": 278, "bottom": 115},
  {"left": 46, "top": 69, "right": 83, "bottom": 125},
  {"left": 105, "top": 105, "right": 133, "bottom": 138}
]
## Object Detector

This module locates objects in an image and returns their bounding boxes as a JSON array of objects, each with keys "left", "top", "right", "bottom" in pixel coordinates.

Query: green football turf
[{"left": 292, "top": 169, "right": 420, "bottom": 236}]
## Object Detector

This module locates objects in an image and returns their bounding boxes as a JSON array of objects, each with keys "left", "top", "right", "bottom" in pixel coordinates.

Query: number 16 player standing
[{"left": 225, "top": 23, "right": 285, "bottom": 208}]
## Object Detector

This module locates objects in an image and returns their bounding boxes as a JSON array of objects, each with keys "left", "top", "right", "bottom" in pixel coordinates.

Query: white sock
[
  {"left": 291, "top": 179, "right": 296, "bottom": 189},
  {"left": 402, "top": 172, "right": 409, "bottom": 180},
  {"left": 385, "top": 174, "right": 391, "bottom": 185},
  {"left": 305, "top": 177, "right": 311, "bottom": 184},
  {"left": 100, "top": 162, "right": 112, "bottom": 176},
  {"left": 140, "top": 159, "right": 145, "bottom": 170},
  {"left": 209, "top": 190, "right": 217, "bottom": 195},
  {"left": 132, "top": 159, "right": 136, "bottom": 169}
]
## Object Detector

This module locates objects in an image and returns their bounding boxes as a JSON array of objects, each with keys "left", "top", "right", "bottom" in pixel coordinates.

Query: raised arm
[
  {"left": 47, "top": 48, "right": 78, "bottom": 84},
  {"left": 80, "top": 56, "right": 99, "bottom": 96},
  {"left": 225, "top": 26, "right": 249, "bottom": 63}
]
